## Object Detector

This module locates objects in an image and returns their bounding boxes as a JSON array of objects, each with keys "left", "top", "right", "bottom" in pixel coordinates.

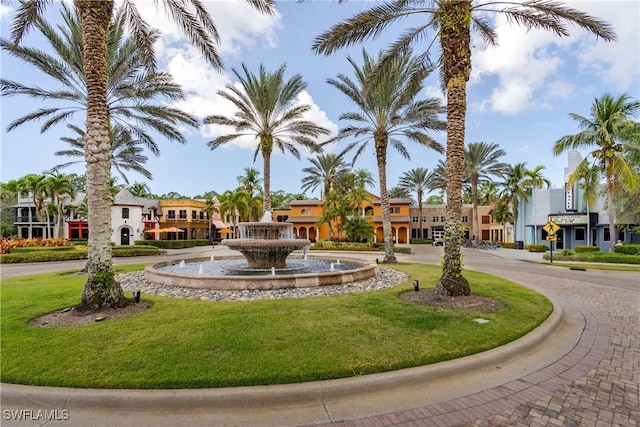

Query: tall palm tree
[
  {"left": 464, "top": 142, "right": 508, "bottom": 241},
  {"left": 398, "top": 167, "right": 434, "bottom": 239},
  {"left": 427, "top": 159, "right": 448, "bottom": 197},
  {"left": 7, "top": 0, "right": 275, "bottom": 310},
  {"left": 500, "top": 163, "right": 550, "bottom": 244},
  {"left": 1, "top": 5, "right": 197, "bottom": 150},
  {"left": 42, "top": 172, "right": 76, "bottom": 238},
  {"left": 205, "top": 63, "right": 330, "bottom": 214},
  {"left": 300, "top": 152, "right": 348, "bottom": 200},
  {"left": 553, "top": 93, "right": 640, "bottom": 252},
  {"left": 567, "top": 159, "right": 603, "bottom": 247},
  {"left": 236, "top": 167, "right": 264, "bottom": 197},
  {"left": 327, "top": 49, "right": 445, "bottom": 262},
  {"left": 313, "top": 0, "right": 615, "bottom": 295},
  {"left": 491, "top": 201, "right": 512, "bottom": 243},
  {"left": 54, "top": 124, "right": 154, "bottom": 184}
]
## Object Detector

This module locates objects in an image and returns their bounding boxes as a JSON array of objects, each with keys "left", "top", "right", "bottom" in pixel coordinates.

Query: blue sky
[{"left": 1, "top": 1, "right": 639, "bottom": 199}]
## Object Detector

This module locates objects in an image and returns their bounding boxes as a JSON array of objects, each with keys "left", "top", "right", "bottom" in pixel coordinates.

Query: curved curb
[{"left": 1, "top": 298, "right": 573, "bottom": 427}]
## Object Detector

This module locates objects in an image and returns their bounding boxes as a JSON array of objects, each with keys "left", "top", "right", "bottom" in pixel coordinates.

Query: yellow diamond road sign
[{"left": 543, "top": 220, "right": 560, "bottom": 235}]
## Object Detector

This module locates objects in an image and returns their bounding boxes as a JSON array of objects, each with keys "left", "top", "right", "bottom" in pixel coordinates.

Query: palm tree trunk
[
  {"left": 418, "top": 192, "right": 423, "bottom": 240},
  {"left": 471, "top": 175, "right": 479, "bottom": 240},
  {"left": 605, "top": 164, "right": 616, "bottom": 253},
  {"left": 375, "top": 135, "right": 396, "bottom": 263},
  {"left": 76, "top": 0, "right": 125, "bottom": 311},
  {"left": 263, "top": 150, "right": 271, "bottom": 215},
  {"left": 436, "top": 0, "right": 471, "bottom": 296}
]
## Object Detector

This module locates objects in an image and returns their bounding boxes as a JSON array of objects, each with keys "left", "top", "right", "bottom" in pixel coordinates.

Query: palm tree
[
  {"left": 313, "top": 0, "right": 615, "bottom": 295},
  {"left": 491, "top": 201, "right": 512, "bottom": 243},
  {"left": 54, "top": 124, "right": 155, "bottom": 184},
  {"left": 7, "top": 0, "right": 275, "bottom": 310},
  {"left": 465, "top": 142, "right": 508, "bottom": 241},
  {"left": 500, "top": 163, "right": 550, "bottom": 244},
  {"left": 398, "top": 167, "right": 434, "bottom": 239},
  {"left": 388, "top": 186, "right": 412, "bottom": 199},
  {"left": 16, "top": 173, "right": 49, "bottom": 236},
  {"left": 236, "top": 167, "right": 264, "bottom": 196},
  {"left": 327, "top": 49, "right": 445, "bottom": 262},
  {"left": 42, "top": 172, "right": 76, "bottom": 238},
  {"left": 1, "top": 5, "right": 198, "bottom": 150},
  {"left": 205, "top": 63, "right": 330, "bottom": 214},
  {"left": 301, "top": 153, "right": 348, "bottom": 200},
  {"left": 567, "top": 159, "right": 603, "bottom": 247},
  {"left": 217, "top": 189, "right": 249, "bottom": 235},
  {"left": 128, "top": 182, "right": 153, "bottom": 198},
  {"left": 553, "top": 93, "right": 640, "bottom": 252}
]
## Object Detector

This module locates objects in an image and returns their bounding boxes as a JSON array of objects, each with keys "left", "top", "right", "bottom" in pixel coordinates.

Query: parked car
[{"left": 432, "top": 239, "right": 444, "bottom": 246}]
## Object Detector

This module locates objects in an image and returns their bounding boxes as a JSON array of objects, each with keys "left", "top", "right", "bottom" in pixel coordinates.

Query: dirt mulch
[
  {"left": 400, "top": 288, "right": 503, "bottom": 312},
  {"left": 30, "top": 302, "right": 151, "bottom": 328}
]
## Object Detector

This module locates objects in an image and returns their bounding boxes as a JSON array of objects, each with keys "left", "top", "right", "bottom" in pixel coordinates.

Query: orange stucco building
[{"left": 273, "top": 197, "right": 412, "bottom": 244}]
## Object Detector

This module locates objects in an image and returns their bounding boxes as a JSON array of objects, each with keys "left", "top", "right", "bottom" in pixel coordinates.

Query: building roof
[
  {"left": 113, "top": 189, "right": 161, "bottom": 213},
  {"left": 289, "top": 200, "right": 323, "bottom": 206}
]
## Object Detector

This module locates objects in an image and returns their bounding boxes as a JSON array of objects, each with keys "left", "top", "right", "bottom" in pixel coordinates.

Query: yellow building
[{"left": 158, "top": 199, "right": 211, "bottom": 240}]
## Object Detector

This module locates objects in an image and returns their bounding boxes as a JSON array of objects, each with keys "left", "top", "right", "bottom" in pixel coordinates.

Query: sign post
[{"left": 543, "top": 220, "right": 560, "bottom": 264}]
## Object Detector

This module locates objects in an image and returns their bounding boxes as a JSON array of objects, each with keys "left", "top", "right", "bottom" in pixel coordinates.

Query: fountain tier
[{"left": 222, "top": 222, "right": 310, "bottom": 269}]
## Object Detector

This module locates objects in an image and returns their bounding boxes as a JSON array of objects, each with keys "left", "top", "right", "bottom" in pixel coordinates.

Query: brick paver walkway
[{"left": 314, "top": 251, "right": 639, "bottom": 427}]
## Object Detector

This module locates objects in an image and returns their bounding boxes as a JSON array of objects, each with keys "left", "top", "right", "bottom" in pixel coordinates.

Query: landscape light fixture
[{"left": 413, "top": 280, "right": 420, "bottom": 292}]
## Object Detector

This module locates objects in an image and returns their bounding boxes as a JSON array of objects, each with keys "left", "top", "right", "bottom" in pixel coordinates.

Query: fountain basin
[
  {"left": 222, "top": 239, "right": 309, "bottom": 268},
  {"left": 144, "top": 256, "right": 376, "bottom": 290}
]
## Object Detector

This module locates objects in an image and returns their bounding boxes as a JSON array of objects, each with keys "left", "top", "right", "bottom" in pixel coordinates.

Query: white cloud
[
  {"left": 573, "top": 1, "right": 640, "bottom": 91},
  {"left": 469, "top": 0, "right": 638, "bottom": 115},
  {"left": 0, "top": 4, "right": 12, "bottom": 20}
]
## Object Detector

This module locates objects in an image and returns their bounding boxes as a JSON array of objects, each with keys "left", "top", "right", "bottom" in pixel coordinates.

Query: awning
[{"left": 212, "top": 220, "right": 228, "bottom": 229}]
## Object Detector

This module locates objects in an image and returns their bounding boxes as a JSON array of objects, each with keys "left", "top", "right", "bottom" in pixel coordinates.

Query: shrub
[
  {"left": 527, "top": 244, "right": 548, "bottom": 253},
  {"left": 10, "top": 246, "right": 77, "bottom": 253},
  {"left": 574, "top": 245, "right": 599, "bottom": 253},
  {"left": 0, "top": 249, "right": 87, "bottom": 263},
  {"left": 1, "top": 237, "right": 74, "bottom": 254},
  {"left": 134, "top": 240, "right": 198, "bottom": 249},
  {"left": 615, "top": 244, "right": 640, "bottom": 255},
  {"left": 501, "top": 243, "right": 516, "bottom": 249},
  {"left": 410, "top": 238, "right": 433, "bottom": 244},
  {"left": 112, "top": 246, "right": 160, "bottom": 257},
  {"left": 560, "top": 249, "right": 575, "bottom": 256}
]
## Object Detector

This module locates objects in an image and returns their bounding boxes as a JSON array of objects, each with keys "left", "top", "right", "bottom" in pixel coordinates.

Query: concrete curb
[{"left": 1, "top": 298, "right": 576, "bottom": 427}]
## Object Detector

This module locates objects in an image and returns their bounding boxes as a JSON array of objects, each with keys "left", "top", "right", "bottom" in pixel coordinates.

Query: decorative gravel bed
[{"left": 117, "top": 266, "right": 409, "bottom": 302}]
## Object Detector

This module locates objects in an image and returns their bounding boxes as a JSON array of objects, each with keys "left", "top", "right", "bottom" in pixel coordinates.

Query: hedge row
[
  {"left": 1, "top": 245, "right": 160, "bottom": 263},
  {"left": 409, "top": 238, "right": 434, "bottom": 244},
  {"left": 574, "top": 245, "right": 600, "bottom": 253},
  {"left": 543, "top": 251, "right": 640, "bottom": 265},
  {"left": 527, "top": 244, "right": 548, "bottom": 253},
  {"left": 615, "top": 244, "right": 640, "bottom": 255},
  {"left": 10, "top": 246, "right": 77, "bottom": 253},
  {"left": 134, "top": 239, "right": 209, "bottom": 249},
  {"left": 501, "top": 243, "right": 517, "bottom": 249}
]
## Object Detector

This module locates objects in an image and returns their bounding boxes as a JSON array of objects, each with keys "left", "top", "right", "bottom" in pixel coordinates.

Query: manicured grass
[
  {"left": 542, "top": 261, "right": 640, "bottom": 272},
  {"left": 1, "top": 263, "right": 551, "bottom": 389}
]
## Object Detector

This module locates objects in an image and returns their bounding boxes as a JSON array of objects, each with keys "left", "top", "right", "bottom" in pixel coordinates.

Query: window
[
  {"left": 301, "top": 209, "right": 307, "bottom": 215},
  {"left": 604, "top": 227, "right": 610, "bottom": 242},
  {"left": 575, "top": 227, "right": 585, "bottom": 241},
  {"left": 440, "top": 216, "right": 446, "bottom": 222},
  {"left": 179, "top": 210, "right": 187, "bottom": 219},
  {"left": 192, "top": 210, "right": 197, "bottom": 219},
  {"left": 481, "top": 215, "right": 490, "bottom": 224},
  {"left": 122, "top": 208, "right": 129, "bottom": 219},
  {"left": 422, "top": 216, "right": 427, "bottom": 223},
  {"left": 461, "top": 216, "right": 468, "bottom": 223},
  {"left": 168, "top": 210, "right": 176, "bottom": 219},
  {"left": 412, "top": 216, "right": 419, "bottom": 223},
  {"left": 432, "top": 216, "right": 439, "bottom": 222},
  {"left": 200, "top": 211, "right": 204, "bottom": 220},
  {"left": 389, "top": 207, "right": 400, "bottom": 214}
]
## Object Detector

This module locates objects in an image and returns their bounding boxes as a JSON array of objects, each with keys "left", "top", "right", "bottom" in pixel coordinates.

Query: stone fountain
[
  {"left": 144, "top": 211, "right": 376, "bottom": 290},
  {"left": 221, "top": 212, "right": 311, "bottom": 269}
]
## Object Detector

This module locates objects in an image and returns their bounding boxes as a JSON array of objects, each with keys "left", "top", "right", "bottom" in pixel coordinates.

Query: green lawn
[{"left": 1, "top": 263, "right": 551, "bottom": 389}]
